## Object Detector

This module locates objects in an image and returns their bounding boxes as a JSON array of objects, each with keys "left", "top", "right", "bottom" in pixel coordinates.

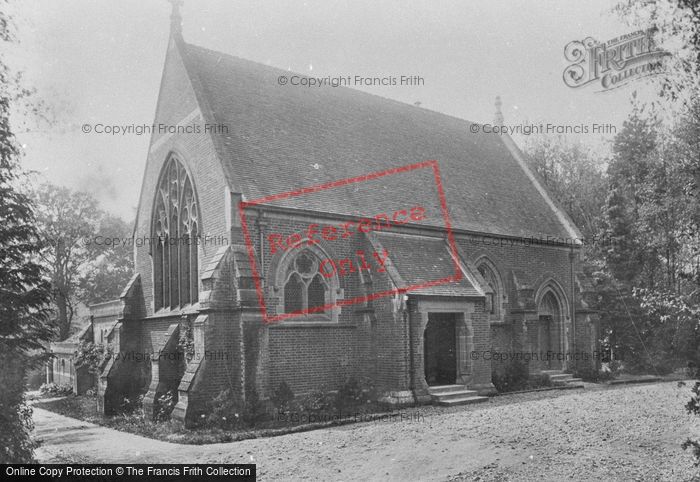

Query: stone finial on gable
[
  {"left": 494, "top": 96, "right": 504, "bottom": 125},
  {"left": 169, "top": 0, "right": 184, "bottom": 36}
]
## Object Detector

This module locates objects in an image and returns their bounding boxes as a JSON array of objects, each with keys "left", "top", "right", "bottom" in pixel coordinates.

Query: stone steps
[
  {"left": 428, "top": 385, "right": 489, "bottom": 406},
  {"left": 540, "top": 370, "right": 584, "bottom": 387}
]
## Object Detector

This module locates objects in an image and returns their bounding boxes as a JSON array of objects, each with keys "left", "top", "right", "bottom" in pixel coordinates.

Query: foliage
[
  {"left": 614, "top": 0, "right": 700, "bottom": 102},
  {"left": 297, "top": 385, "right": 337, "bottom": 413},
  {"left": 335, "top": 376, "right": 376, "bottom": 412},
  {"left": 682, "top": 380, "right": 700, "bottom": 465},
  {"left": 243, "top": 388, "right": 268, "bottom": 426},
  {"left": 176, "top": 323, "right": 195, "bottom": 365},
  {"left": 0, "top": 2, "right": 53, "bottom": 463},
  {"left": 0, "top": 353, "right": 39, "bottom": 463},
  {"left": 270, "top": 381, "right": 295, "bottom": 412},
  {"left": 78, "top": 213, "right": 134, "bottom": 306},
  {"left": 635, "top": 288, "right": 700, "bottom": 366},
  {"left": 33, "top": 184, "right": 133, "bottom": 341},
  {"left": 39, "top": 382, "right": 73, "bottom": 397},
  {"left": 205, "top": 389, "right": 245, "bottom": 430},
  {"left": 573, "top": 366, "right": 615, "bottom": 383},
  {"left": 524, "top": 135, "right": 607, "bottom": 246},
  {"left": 491, "top": 359, "right": 531, "bottom": 392},
  {"left": 154, "top": 390, "right": 177, "bottom": 422},
  {"left": 74, "top": 341, "right": 113, "bottom": 375},
  {"left": 119, "top": 394, "right": 144, "bottom": 415},
  {"left": 205, "top": 388, "right": 268, "bottom": 429}
]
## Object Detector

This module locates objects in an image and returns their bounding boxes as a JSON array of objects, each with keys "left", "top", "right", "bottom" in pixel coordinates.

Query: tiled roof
[
  {"left": 370, "top": 232, "right": 481, "bottom": 297},
  {"left": 180, "top": 41, "right": 576, "bottom": 240}
]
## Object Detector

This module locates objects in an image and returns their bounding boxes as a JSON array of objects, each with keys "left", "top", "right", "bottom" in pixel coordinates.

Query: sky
[{"left": 6, "top": 0, "right": 651, "bottom": 221}]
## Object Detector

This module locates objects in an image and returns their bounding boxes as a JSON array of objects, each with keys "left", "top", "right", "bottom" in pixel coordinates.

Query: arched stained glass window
[
  {"left": 152, "top": 155, "right": 199, "bottom": 310},
  {"left": 283, "top": 251, "right": 329, "bottom": 314}
]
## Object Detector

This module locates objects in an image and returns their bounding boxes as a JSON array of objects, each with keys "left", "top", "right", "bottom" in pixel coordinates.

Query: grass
[{"left": 33, "top": 395, "right": 399, "bottom": 445}]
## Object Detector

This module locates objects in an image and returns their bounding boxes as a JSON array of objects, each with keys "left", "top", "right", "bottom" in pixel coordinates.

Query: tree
[
  {"left": 34, "top": 184, "right": 134, "bottom": 340},
  {"left": 615, "top": 0, "right": 700, "bottom": 103},
  {"left": 523, "top": 135, "right": 607, "bottom": 246},
  {"left": 34, "top": 184, "right": 101, "bottom": 340},
  {"left": 605, "top": 98, "right": 658, "bottom": 288},
  {"left": 79, "top": 214, "right": 134, "bottom": 306},
  {"left": 0, "top": 0, "right": 52, "bottom": 463}
]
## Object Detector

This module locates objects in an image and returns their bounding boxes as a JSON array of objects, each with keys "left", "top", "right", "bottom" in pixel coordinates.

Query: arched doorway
[
  {"left": 532, "top": 288, "right": 565, "bottom": 371},
  {"left": 424, "top": 313, "right": 458, "bottom": 385}
]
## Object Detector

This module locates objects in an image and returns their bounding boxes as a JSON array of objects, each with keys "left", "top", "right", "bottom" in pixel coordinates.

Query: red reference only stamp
[{"left": 239, "top": 160, "right": 460, "bottom": 323}]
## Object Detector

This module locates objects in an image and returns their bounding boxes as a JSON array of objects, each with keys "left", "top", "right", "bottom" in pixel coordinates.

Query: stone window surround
[
  {"left": 271, "top": 240, "right": 344, "bottom": 323},
  {"left": 474, "top": 255, "right": 507, "bottom": 324},
  {"left": 150, "top": 152, "right": 201, "bottom": 312}
]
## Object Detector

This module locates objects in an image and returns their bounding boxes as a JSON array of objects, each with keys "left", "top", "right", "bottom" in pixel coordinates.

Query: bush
[
  {"left": 492, "top": 359, "right": 530, "bottom": 392},
  {"left": 39, "top": 382, "right": 73, "bottom": 397},
  {"left": 683, "top": 380, "right": 700, "bottom": 465},
  {"left": 336, "top": 377, "right": 376, "bottom": 413},
  {"left": 119, "top": 394, "right": 144, "bottom": 414},
  {"left": 154, "top": 390, "right": 177, "bottom": 422},
  {"left": 243, "top": 388, "right": 268, "bottom": 426},
  {"left": 297, "top": 386, "right": 337, "bottom": 413},
  {"left": 206, "top": 389, "right": 245, "bottom": 430},
  {"left": 270, "top": 381, "right": 295, "bottom": 412},
  {"left": 574, "top": 366, "right": 614, "bottom": 382},
  {"left": 74, "top": 341, "right": 112, "bottom": 375},
  {"left": 687, "top": 362, "right": 700, "bottom": 379},
  {"left": 1, "top": 354, "right": 38, "bottom": 463}
]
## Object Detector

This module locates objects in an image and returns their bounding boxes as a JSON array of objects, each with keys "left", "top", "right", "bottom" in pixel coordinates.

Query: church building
[{"left": 94, "top": 6, "right": 599, "bottom": 425}]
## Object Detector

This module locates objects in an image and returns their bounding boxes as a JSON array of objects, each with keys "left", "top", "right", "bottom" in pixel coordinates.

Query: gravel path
[{"left": 33, "top": 381, "right": 700, "bottom": 481}]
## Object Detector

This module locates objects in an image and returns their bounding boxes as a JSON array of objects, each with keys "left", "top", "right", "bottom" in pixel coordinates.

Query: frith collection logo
[{"left": 563, "top": 28, "right": 669, "bottom": 92}]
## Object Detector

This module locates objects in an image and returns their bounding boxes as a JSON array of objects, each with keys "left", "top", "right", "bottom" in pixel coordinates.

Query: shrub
[
  {"left": 206, "top": 389, "right": 244, "bottom": 430},
  {"left": 682, "top": 380, "right": 700, "bottom": 465},
  {"left": 154, "top": 390, "right": 177, "bottom": 422},
  {"left": 492, "top": 359, "right": 530, "bottom": 392},
  {"left": 74, "top": 341, "right": 112, "bottom": 375},
  {"left": 119, "top": 394, "right": 144, "bottom": 414},
  {"left": 336, "top": 377, "right": 376, "bottom": 412},
  {"left": 243, "top": 388, "right": 268, "bottom": 426},
  {"left": 574, "top": 366, "right": 614, "bottom": 382},
  {"left": 177, "top": 324, "right": 195, "bottom": 364},
  {"left": 39, "top": 382, "right": 73, "bottom": 397},
  {"left": 270, "top": 381, "right": 295, "bottom": 412},
  {"left": 608, "top": 359, "right": 623, "bottom": 374},
  {"left": 1, "top": 354, "right": 39, "bottom": 463},
  {"left": 298, "top": 386, "right": 337, "bottom": 413}
]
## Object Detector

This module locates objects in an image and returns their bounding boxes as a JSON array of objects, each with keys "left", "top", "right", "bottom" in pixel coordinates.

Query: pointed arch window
[
  {"left": 282, "top": 251, "right": 329, "bottom": 315},
  {"left": 152, "top": 155, "right": 199, "bottom": 310},
  {"left": 476, "top": 259, "right": 504, "bottom": 321}
]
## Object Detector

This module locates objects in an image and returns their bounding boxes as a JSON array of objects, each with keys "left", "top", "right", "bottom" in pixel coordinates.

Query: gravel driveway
[{"left": 33, "top": 381, "right": 700, "bottom": 481}]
